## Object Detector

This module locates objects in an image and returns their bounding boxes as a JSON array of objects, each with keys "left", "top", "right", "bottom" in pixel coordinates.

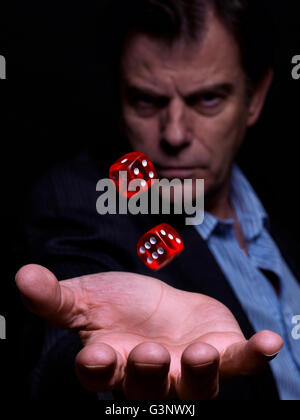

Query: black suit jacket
[{"left": 20, "top": 148, "right": 300, "bottom": 401}]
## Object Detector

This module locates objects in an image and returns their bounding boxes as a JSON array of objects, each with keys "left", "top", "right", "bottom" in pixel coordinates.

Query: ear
[{"left": 247, "top": 69, "right": 273, "bottom": 127}]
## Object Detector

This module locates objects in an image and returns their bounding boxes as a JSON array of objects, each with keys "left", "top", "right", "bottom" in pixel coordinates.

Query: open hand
[{"left": 16, "top": 264, "right": 283, "bottom": 400}]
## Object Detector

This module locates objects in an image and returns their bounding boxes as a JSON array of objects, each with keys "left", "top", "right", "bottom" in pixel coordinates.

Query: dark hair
[{"left": 100, "top": 0, "right": 274, "bottom": 88}]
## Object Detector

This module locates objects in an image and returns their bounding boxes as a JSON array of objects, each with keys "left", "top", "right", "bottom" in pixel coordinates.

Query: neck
[{"left": 205, "top": 175, "right": 234, "bottom": 220}]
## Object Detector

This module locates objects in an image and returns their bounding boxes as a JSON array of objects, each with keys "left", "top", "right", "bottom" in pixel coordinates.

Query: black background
[{"left": 1, "top": 0, "right": 300, "bottom": 400}]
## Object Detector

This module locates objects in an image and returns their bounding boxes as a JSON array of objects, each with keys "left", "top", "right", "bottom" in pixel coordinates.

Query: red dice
[
  {"left": 137, "top": 223, "right": 184, "bottom": 271},
  {"left": 109, "top": 152, "right": 157, "bottom": 198}
]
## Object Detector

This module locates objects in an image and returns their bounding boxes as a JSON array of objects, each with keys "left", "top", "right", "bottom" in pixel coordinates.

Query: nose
[{"left": 160, "top": 98, "right": 190, "bottom": 152}]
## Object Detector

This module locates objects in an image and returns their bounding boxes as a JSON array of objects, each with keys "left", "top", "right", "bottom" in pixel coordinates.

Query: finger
[
  {"left": 75, "top": 343, "right": 125, "bottom": 392},
  {"left": 177, "top": 342, "right": 220, "bottom": 400},
  {"left": 15, "top": 264, "right": 83, "bottom": 329},
  {"left": 220, "top": 330, "right": 284, "bottom": 380},
  {"left": 123, "top": 342, "right": 171, "bottom": 400}
]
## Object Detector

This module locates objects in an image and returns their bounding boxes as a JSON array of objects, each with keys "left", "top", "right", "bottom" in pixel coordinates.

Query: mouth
[{"left": 156, "top": 166, "right": 198, "bottom": 179}]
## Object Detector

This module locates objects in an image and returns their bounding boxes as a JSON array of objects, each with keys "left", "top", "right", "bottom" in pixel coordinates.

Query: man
[{"left": 15, "top": 0, "right": 300, "bottom": 400}]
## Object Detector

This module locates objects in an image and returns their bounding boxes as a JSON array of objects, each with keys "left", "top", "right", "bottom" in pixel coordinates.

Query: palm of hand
[
  {"left": 64, "top": 272, "right": 257, "bottom": 396},
  {"left": 16, "top": 266, "right": 283, "bottom": 400}
]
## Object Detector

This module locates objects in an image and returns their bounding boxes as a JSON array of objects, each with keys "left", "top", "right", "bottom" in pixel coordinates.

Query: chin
[{"left": 194, "top": 167, "right": 210, "bottom": 180}]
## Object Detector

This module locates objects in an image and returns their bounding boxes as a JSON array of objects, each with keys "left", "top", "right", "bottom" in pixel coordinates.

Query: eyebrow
[
  {"left": 125, "top": 82, "right": 235, "bottom": 100},
  {"left": 125, "top": 85, "right": 168, "bottom": 100},
  {"left": 185, "top": 83, "right": 235, "bottom": 98}
]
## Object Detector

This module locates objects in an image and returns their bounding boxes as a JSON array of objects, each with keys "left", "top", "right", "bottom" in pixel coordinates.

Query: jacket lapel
[
  {"left": 161, "top": 220, "right": 279, "bottom": 400},
  {"left": 135, "top": 213, "right": 280, "bottom": 399},
  {"left": 173, "top": 224, "right": 256, "bottom": 339}
]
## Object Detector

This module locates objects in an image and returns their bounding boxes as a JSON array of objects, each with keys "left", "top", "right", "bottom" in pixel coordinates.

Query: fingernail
[
  {"left": 264, "top": 352, "right": 280, "bottom": 358},
  {"left": 127, "top": 362, "right": 169, "bottom": 377},
  {"left": 190, "top": 362, "right": 215, "bottom": 368},
  {"left": 83, "top": 364, "right": 107, "bottom": 369},
  {"left": 132, "top": 362, "right": 169, "bottom": 371}
]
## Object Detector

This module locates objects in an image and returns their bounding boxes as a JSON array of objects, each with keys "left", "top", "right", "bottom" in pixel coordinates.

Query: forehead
[{"left": 121, "top": 12, "right": 244, "bottom": 95}]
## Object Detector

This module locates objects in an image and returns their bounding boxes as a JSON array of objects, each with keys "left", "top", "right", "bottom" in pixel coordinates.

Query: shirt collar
[{"left": 197, "top": 164, "right": 269, "bottom": 242}]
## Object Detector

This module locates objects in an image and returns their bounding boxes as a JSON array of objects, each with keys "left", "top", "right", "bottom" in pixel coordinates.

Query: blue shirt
[{"left": 195, "top": 165, "right": 300, "bottom": 400}]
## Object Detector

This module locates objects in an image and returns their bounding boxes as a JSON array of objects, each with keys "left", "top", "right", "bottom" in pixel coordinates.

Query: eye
[
  {"left": 126, "top": 89, "right": 169, "bottom": 117},
  {"left": 201, "top": 92, "right": 223, "bottom": 107},
  {"left": 136, "top": 94, "right": 159, "bottom": 109},
  {"left": 186, "top": 91, "right": 225, "bottom": 114},
  {"left": 133, "top": 96, "right": 163, "bottom": 117}
]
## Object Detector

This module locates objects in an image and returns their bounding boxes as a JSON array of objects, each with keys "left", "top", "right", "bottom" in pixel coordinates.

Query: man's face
[{"left": 120, "top": 11, "right": 268, "bottom": 200}]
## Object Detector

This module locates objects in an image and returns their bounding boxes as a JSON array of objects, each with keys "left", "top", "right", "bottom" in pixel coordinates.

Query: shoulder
[{"left": 26, "top": 149, "right": 105, "bottom": 212}]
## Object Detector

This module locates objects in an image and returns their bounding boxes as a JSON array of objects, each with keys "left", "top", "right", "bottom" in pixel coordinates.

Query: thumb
[
  {"left": 15, "top": 264, "right": 78, "bottom": 329},
  {"left": 220, "top": 330, "right": 284, "bottom": 380}
]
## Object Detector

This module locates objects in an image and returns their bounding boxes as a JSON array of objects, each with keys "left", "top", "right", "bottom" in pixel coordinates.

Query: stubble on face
[{"left": 120, "top": 9, "right": 251, "bottom": 217}]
